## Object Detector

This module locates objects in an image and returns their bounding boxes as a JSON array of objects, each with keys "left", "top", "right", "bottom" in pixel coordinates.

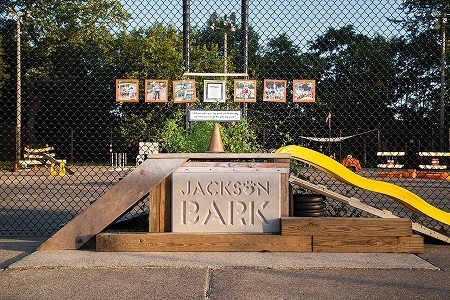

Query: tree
[
  {"left": 0, "top": 36, "right": 7, "bottom": 89},
  {"left": 396, "top": 0, "right": 449, "bottom": 149},
  {"left": 0, "top": 0, "right": 129, "bottom": 160},
  {"left": 309, "top": 26, "right": 401, "bottom": 153}
]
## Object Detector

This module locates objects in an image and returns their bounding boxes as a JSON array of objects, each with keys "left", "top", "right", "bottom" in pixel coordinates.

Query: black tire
[
  {"left": 293, "top": 194, "right": 326, "bottom": 217},
  {"left": 294, "top": 211, "right": 326, "bottom": 217},
  {"left": 294, "top": 203, "right": 325, "bottom": 210}
]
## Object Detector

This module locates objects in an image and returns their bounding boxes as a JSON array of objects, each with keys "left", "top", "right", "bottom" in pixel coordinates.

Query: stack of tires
[{"left": 293, "top": 194, "right": 326, "bottom": 217}]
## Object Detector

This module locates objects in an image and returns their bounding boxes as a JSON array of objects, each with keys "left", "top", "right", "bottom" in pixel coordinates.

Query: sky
[{"left": 120, "top": 0, "right": 407, "bottom": 50}]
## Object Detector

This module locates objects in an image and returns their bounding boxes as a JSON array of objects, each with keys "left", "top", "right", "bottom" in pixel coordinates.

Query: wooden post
[{"left": 149, "top": 176, "right": 172, "bottom": 232}]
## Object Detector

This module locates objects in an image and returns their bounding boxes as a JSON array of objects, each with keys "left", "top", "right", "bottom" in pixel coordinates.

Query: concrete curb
[{"left": 7, "top": 250, "right": 438, "bottom": 270}]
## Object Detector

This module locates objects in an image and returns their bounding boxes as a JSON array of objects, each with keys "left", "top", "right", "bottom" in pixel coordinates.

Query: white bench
[
  {"left": 418, "top": 152, "right": 450, "bottom": 170},
  {"left": 19, "top": 145, "right": 65, "bottom": 168},
  {"left": 376, "top": 151, "right": 405, "bottom": 168}
]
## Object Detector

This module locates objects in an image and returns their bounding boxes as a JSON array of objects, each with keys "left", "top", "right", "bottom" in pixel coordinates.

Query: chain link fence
[{"left": 0, "top": 0, "right": 449, "bottom": 237}]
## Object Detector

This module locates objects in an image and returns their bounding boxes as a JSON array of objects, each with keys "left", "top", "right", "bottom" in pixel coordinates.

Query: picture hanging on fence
[
  {"left": 204, "top": 80, "right": 226, "bottom": 103},
  {"left": 173, "top": 80, "right": 196, "bottom": 103},
  {"left": 116, "top": 79, "right": 139, "bottom": 102},
  {"left": 145, "top": 80, "right": 168, "bottom": 102},
  {"left": 234, "top": 79, "right": 257, "bottom": 102},
  {"left": 263, "top": 79, "right": 286, "bottom": 102},
  {"left": 293, "top": 79, "right": 316, "bottom": 103}
]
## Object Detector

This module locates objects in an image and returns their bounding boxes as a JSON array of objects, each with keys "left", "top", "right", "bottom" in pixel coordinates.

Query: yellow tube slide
[{"left": 276, "top": 145, "right": 450, "bottom": 226}]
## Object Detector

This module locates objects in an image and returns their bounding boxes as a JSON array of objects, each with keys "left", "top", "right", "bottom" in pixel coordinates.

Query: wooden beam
[
  {"left": 96, "top": 233, "right": 312, "bottom": 252},
  {"left": 282, "top": 217, "right": 412, "bottom": 237},
  {"left": 147, "top": 153, "right": 291, "bottom": 161},
  {"left": 280, "top": 173, "right": 290, "bottom": 217},
  {"left": 37, "top": 158, "right": 187, "bottom": 250},
  {"left": 313, "top": 235, "right": 424, "bottom": 253},
  {"left": 149, "top": 176, "right": 172, "bottom": 232}
]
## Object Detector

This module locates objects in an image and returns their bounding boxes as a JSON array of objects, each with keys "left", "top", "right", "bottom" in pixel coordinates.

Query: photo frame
[
  {"left": 145, "top": 79, "right": 168, "bottom": 102},
  {"left": 293, "top": 79, "right": 316, "bottom": 103},
  {"left": 116, "top": 79, "right": 139, "bottom": 102},
  {"left": 263, "top": 79, "right": 286, "bottom": 102},
  {"left": 204, "top": 80, "right": 226, "bottom": 103},
  {"left": 234, "top": 79, "right": 257, "bottom": 103},
  {"left": 173, "top": 80, "right": 196, "bottom": 103}
]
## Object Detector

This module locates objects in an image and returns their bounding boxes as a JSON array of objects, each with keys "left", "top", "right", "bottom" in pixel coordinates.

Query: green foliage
[
  {"left": 154, "top": 112, "right": 262, "bottom": 153},
  {"left": 221, "top": 119, "right": 263, "bottom": 153},
  {"left": 118, "top": 114, "right": 151, "bottom": 147},
  {"left": 0, "top": 36, "right": 7, "bottom": 89},
  {"left": 157, "top": 115, "right": 190, "bottom": 152}
]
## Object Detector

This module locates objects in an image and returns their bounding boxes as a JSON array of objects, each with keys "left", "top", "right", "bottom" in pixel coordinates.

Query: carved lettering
[
  {"left": 173, "top": 172, "right": 280, "bottom": 233},
  {"left": 181, "top": 199, "right": 269, "bottom": 226},
  {"left": 181, "top": 180, "right": 270, "bottom": 196}
]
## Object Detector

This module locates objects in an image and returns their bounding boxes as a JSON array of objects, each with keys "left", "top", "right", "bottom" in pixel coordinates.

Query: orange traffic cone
[
  {"left": 13, "top": 163, "right": 18, "bottom": 172},
  {"left": 32, "top": 164, "right": 38, "bottom": 171},
  {"left": 207, "top": 123, "right": 225, "bottom": 153}
]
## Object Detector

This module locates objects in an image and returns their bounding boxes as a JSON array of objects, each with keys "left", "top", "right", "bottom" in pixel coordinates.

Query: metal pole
[
  {"left": 15, "top": 13, "right": 22, "bottom": 162},
  {"left": 328, "top": 119, "right": 331, "bottom": 156},
  {"left": 439, "top": 12, "right": 447, "bottom": 150},
  {"left": 241, "top": 0, "right": 249, "bottom": 119},
  {"left": 224, "top": 31, "right": 227, "bottom": 74},
  {"left": 70, "top": 128, "right": 74, "bottom": 164},
  {"left": 183, "top": 0, "right": 190, "bottom": 132}
]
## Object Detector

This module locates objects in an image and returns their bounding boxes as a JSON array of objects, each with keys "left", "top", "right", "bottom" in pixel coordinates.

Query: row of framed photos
[{"left": 116, "top": 79, "right": 316, "bottom": 103}]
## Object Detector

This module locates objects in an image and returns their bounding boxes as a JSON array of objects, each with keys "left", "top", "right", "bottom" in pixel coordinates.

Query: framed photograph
[
  {"left": 293, "top": 79, "right": 316, "bottom": 103},
  {"left": 204, "top": 80, "right": 226, "bottom": 103},
  {"left": 116, "top": 79, "right": 139, "bottom": 102},
  {"left": 173, "top": 80, "right": 196, "bottom": 103},
  {"left": 234, "top": 79, "right": 257, "bottom": 102},
  {"left": 263, "top": 79, "right": 286, "bottom": 102},
  {"left": 145, "top": 80, "right": 168, "bottom": 102}
]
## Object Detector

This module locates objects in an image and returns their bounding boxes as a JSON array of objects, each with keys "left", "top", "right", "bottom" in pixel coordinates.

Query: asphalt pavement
[{"left": 1, "top": 236, "right": 449, "bottom": 300}]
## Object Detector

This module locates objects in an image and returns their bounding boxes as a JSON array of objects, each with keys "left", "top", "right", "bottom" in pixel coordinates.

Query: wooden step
[
  {"left": 313, "top": 235, "right": 424, "bottom": 253},
  {"left": 96, "top": 217, "right": 423, "bottom": 253},
  {"left": 96, "top": 233, "right": 312, "bottom": 252},
  {"left": 281, "top": 217, "right": 412, "bottom": 236}
]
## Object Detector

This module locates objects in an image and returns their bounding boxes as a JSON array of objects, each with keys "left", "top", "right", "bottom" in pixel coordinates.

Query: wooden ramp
[
  {"left": 37, "top": 158, "right": 187, "bottom": 250},
  {"left": 289, "top": 175, "right": 450, "bottom": 244}
]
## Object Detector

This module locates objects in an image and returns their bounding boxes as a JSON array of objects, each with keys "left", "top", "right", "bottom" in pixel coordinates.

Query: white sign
[
  {"left": 189, "top": 110, "right": 241, "bottom": 122},
  {"left": 172, "top": 171, "right": 281, "bottom": 233},
  {"left": 204, "top": 80, "right": 226, "bottom": 103}
]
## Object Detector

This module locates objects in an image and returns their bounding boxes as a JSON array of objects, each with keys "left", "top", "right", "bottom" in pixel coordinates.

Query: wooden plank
[
  {"left": 289, "top": 176, "right": 397, "bottom": 218},
  {"left": 180, "top": 162, "right": 289, "bottom": 168},
  {"left": 175, "top": 166, "right": 290, "bottom": 173},
  {"left": 161, "top": 176, "right": 172, "bottom": 232},
  {"left": 149, "top": 175, "right": 172, "bottom": 232},
  {"left": 412, "top": 223, "right": 450, "bottom": 244},
  {"left": 37, "top": 158, "right": 187, "bottom": 250},
  {"left": 280, "top": 173, "right": 290, "bottom": 217},
  {"left": 282, "top": 217, "right": 412, "bottom": 237},
  {"left": 96, "top": 233, "right": 312, "bottom": 252},
  {"left": 313, "top": 235, "right": 424, "bottom": 253},
  {"left": 149, "top": 180, "right": 161, "bottom": 232},
  {"left": 147, "top": 153, "right": 291, "bottom": 160}
]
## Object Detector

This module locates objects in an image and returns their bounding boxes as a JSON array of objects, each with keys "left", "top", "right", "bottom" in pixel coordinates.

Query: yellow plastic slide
[{"left": 276, "top": 145, "right": 450, "bottom": 226}]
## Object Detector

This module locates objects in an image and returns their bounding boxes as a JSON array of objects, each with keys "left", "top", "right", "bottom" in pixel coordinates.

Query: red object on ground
[{"left": 341, "top": 157, "right": 362, "bottom": 172}]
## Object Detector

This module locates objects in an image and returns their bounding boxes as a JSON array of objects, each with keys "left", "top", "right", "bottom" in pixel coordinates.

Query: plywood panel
[
  {"left": 96, "top": 233, "right": 312, "bottom": 252},
  {"left": 37, "top": 158, "right": 187, "bottom": 250},
  {"left": 282, "top": 217, "right": 412, "bottom": 237}
]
